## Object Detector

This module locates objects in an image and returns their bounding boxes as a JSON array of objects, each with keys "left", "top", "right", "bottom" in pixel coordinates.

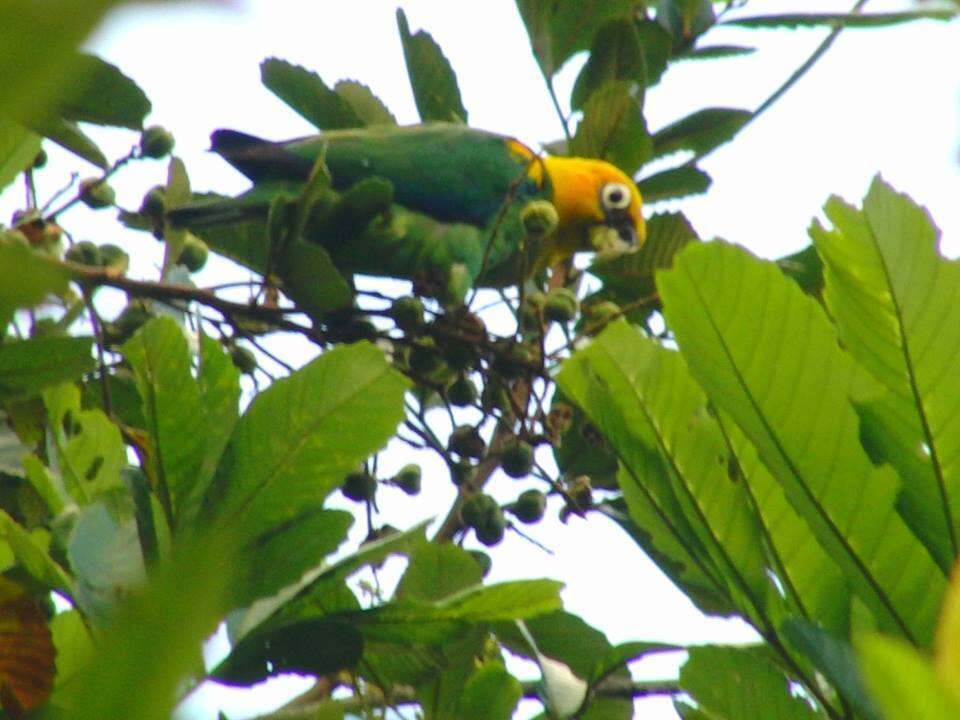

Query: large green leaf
[
  {"left": 559, "top": 322, "right": 772, "bottom": 627},
  {"left": 857, "top": 633, "right": 960, "bottom": 720},
  {"left": 208, "top": 342, "right": 408, "bottom": 539},
  {"left": 122, "top": 317, "right": 212, "bottom": 527},
  {"left": 811, "top": 177, "right": 960, "bottom": 570},
  {"left": 0, "top": 120, "right": 41, "bottom": 193},
  {"left": 457, "top": 663, "right": 522, "bottom": 720},
  {"left": 637, "top": 165, "right": 711, "bottom": 203},
  {"left": 680, "top": 645, "right": 820, "bottom": 719},
  {"left": 396, "top": 542, "right": 482, "bottom": 602},
  {"left": 396, "top": 9, "right": 467, "bottom": 123},
  {"left": 571, "top": 81, "right": 650, "bottom": 175},
  {"left": 650, "top": 107, "right": 751, "bottom": 162},
  {"left": 0, "top": 0, "right": 140, "bottom": 117},
  {"left": 783, "top": 619, "right": 879, "bottom": 720},
  {"left": 28, "top": 116, "right": 107, "bottom": 168},
  {"left": 724, "top": 11, "right": 956, "bottom": 30},
  {"left": 0, "top": 240, "right": 71, "bottom": 320},
  {"left": 0, "top": 509, "right": 71, "bottom": 593},
  {"left": 196, "top": 333, "right": 240, "bottom": 481},
  {"left": 55, "top": 53, "right": 150, "bottom": 129},
  {"left": 515, "top": 0, "right": 637, "bottom": 78},
  {"left": 659, "top": 241, "right": 945, "bottom": 646},
  {"left": 260, "top": 58, "right": 362, "bottom": 131},
  {"left": 570, "top": 20, "right": 645, "bottom": 111},
  {"left": 333, "top": 80, "right": 397, "bottom": 126},
  {"left": 0, "top": 336, "right": 93, "bottom": 398}
]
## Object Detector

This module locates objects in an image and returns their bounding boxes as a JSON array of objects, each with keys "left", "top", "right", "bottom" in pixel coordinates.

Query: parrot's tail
[{"left": 210, "top": 129, "right": 312, "bottom": 182}]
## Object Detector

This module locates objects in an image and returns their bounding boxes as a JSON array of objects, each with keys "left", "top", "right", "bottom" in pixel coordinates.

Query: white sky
[{"left": 4, "top": 1, "right": 958, "bottom": 718}]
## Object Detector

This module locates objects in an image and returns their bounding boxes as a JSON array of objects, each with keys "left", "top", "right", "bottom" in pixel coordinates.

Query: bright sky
[{"left": 6, "top": 1, "right": 959, "bottom": 718}]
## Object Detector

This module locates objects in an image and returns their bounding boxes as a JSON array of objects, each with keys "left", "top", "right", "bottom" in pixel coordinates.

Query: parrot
[{"left": 172, "top": 123, "right": 645, "bottom": 303}]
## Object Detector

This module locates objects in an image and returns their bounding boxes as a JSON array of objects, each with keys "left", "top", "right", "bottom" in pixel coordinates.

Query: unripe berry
[
  {"left": 500, "top": 440, "right": 534, "bottom": 479},
  {"left": 139, "top": 125, "right": 175, "bottom": 158},
  {"left": 392, "top": 464, "right": 422, "bottom": 496},
  {"left": 447, "top": 376, "right": 478, "bottom": 407},
  {"left": 65, "top": 240, "right": 101, "bottom": 266},
  {"left": 448, "top": 425, "right": 485, "bottom": 460},
  {"left": 341, "top": 471, "right": 377, "bottom": 502},
  {"left": 230, "top": 346, "right": 257, "bottom": 375},
  {"left": 520, "top": 200, "right": 559, "bottom": 237},
  {"left": 511, "top": 489, "right": 547, "bottom": 524},
  {"left": 79, "top": 177, "right": 115, "bottom": 209},
  {"left": 389, "top": 296, "right": 425, "bottom": 332},
  {"left": 544, "top": 287, "right": 578, "bottom": 324},
  {"left": 178, "top": 236, "right": 209, "bottom": 272}
]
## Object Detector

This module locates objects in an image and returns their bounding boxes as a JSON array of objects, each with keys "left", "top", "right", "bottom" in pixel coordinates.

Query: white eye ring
[{"left": 601, "top": 182, "right": 632, "bottom": 211}]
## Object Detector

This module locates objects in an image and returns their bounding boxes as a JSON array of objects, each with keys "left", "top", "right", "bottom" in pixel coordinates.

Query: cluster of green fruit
[
  {"left": 458, "top": 488, "right": 547, "bottom": 546},
  {"left": 341, "top": 463, "right": 423, "bottom": 502}
]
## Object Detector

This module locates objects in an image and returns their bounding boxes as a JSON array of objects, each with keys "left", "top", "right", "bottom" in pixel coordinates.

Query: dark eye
[{"left": 601, "top": 182, "right": 631, "bottom": 211}]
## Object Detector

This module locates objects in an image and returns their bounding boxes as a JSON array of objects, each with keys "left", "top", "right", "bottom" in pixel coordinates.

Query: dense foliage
[{"left": 0, "top": 2, "right": 958, "bottom": 719}]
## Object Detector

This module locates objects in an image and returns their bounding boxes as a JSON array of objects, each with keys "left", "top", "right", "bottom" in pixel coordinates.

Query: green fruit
[
  {"left": 511, "top": 489, "right": 547, "bottom": 524},
  {"left": 389, "top": 296, "right": 425, "bottom": 332},
  {"left": 520, "top": 200, "right": 559, "bottom": 237},
  {"left": 500, "top": 440, "right": 534, "bottom": 479},
  {"left": 440, "top": 339, "right": 477, "bottom": 371},
  {"left": 32, "top": 149, "right": 47, "bottom": 169},
  {"left": 544, "top": 287, "right": 579, "bottom": 324},
  {"left": 139, "top": 125, "right": 175, "bottom": 158},
  {"left": 393, "top": 464, "right": 422, "bottom": 495},
  {"left": 99, "top": 244, "right": 129, "bottom": 274},
  {"left": 449, "top": 460, "right": 474, "bottom": 486},
  {"left": 140, "top": 185, "right": 166, "bottom": 218},
  {"left": 79, "top": 177, "right": 115, "bottom": 209},
  {"left": 519, "top": 291, "right": 546, "bottom": 332},
  {"left": 65, "top": 240, "right": 101, "bottom": 266},
  {"left": 341, "top": 471, "right": 377, "bottom": 502},
  {"left": 409, "top": 342, "right": 442, "bottom": 375},
  {"left": 114, "top": 302, "right": 152, "bottom": 336},
  {"left": 582, "top": 300, "right": 621, "bottom": 335},
  {"left": 230, "top": 346, "right": 257, "bottom": 375},
  {"left": 448, "top": 425, "right": 485, "bottom": 459},
  {"left": 481, "top": 377, "right": 512, "bottom": 414},
  {"left": 475, "top": 505, "right": 506, "bottom": 546},
  {"left": 491, "top": 340, "right": 534, "bottom": 380},
  {"left": 447, "top": 376, "right": 478, "bottom": 407},
  {"left": 468, "top": 549, "right": 492, "bottom": 577},
  {"left": 460, "top": 493, "right": 498, "bottom": 529},
  {"left": 178, "top": 236, "right": 209, "bottom": 272}
]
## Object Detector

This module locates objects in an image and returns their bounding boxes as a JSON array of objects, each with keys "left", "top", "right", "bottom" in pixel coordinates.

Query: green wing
[{"left": 211, "top": 123, "right": 544, "bottom": 227}]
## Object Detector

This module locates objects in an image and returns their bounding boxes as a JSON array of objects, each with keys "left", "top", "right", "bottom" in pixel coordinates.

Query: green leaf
[
  {"left": 811, "top": 177, "right": 960, "bottom": 570},
  {"left": 197, "top": 333, "right": 240, "bottom": 481},
  {"left": 233, "top": 508, "right": 353, "bottom": 609},
  {"left": 680, "top": 645, "right": 820, "bottom": 719},
  {"left": 209, "top": 342, "right": 407, "bottom": 539},
  {"left": 572, "top": 81, "right": 650, "bottom": 175},
  {"left": 776, "top": 244, "right": 824, "bottom": 298},
  {"left": 0, "top": 336, "right": 93, "bottom": 398},
  {"left": 260, "top": 58, "right": 362, "bottom": 131},
  {"left": 650, "top": 107, "right": 751, "bottom": 161},
  {"left": 55, "top": 53, "right": 151, "bottom": 129},
  {"left": 0, "top": 508, "right": 71, "bottom": 593},
  {"left": 333, "top": 80, "right": 397, "bottom": 126},
  {"left": 725, "top": 11, "right": 957, "bottom": 30},
  {"left": 0, "top": 241, "right": 71, "bottom": 319},
  {"left": 0, "top": 120, "right": 41, "bottom": 193},
  {"left": 659, "top": 241, "right": 946, "bottom": 646},
  {"left": 58, "top": 407, "right": 126, "bottom": 500},
  {"left": 28, "top": 116, "right": 107, "bottom": 168},
  {"left": 782, "top": 619, "right": 879, "bottom": 720},
  {"left": 212, "top": 617, "right": 363, "bottom": 685},
  {"left": 276, "top": 238, "right": 353, "bottom": 319},
  {"left": 396, "top": 9, "right": 468, "bottom": 123},
  {"left": 457, "top": 663, "right": 522, "bottom": 720},
  {"left": 396, "top": 542, "right": 482, "bottom": 602},
  {"left": 559, "top": 322, "right": 772, "bottom": 626},
  {"left": 122, "top": 317, "right": 212, "bottom": 526},
  {"left": 49, "top": 610, "right": 93, "bottom": 691},
  {"left": 411, "top": 579, "right": 563, "bottom": 623},
  {"left": 571, "top": 20, "right": 645, "bottom": 111},
  {"left": 857, "top": 633, "right": 960, "bottom": 720},
  {"left": 66, "top": 538, "right": 233, "bottom": 720},
  {"left": 637, "top": 165, "right": 711, "bottom": 203},
  {"left": 0, "top": 0, "right": 134, "bottom": 118}
]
